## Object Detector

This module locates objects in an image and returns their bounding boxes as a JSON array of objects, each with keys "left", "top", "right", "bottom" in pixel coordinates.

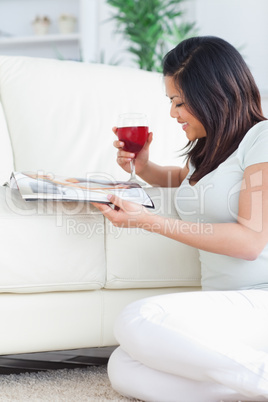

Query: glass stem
[{"left": 129, "top": 158, "right": 136, "bottom": 181}]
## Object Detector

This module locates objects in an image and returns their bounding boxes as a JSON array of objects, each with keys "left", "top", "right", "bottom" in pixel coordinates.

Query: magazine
[{"left": 9, "top": 172, "right": 154, "bottom": 208}]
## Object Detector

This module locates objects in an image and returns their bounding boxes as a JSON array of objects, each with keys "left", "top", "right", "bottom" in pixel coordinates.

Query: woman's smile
[{"left": 181, "top": 122, "right": 189, "bottom": 131}]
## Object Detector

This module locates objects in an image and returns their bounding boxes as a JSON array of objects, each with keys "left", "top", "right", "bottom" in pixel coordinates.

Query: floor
[{"left": 0, "top": 346, "right": 116, "bottom": 375}]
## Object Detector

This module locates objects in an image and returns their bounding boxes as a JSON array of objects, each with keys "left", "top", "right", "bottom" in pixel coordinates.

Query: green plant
[{"left": 106, "top": 0, "right": 197, "bottom": 72}]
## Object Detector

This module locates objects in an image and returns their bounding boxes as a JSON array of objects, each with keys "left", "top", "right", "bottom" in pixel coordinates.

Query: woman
[{"left": 93, "top": 36, "right": 268, "bottom": 401}]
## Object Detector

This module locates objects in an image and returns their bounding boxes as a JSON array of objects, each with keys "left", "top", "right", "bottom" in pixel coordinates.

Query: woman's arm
[
  {"left": 93, "top": 162, "right": 268, "bottom": 261},
  {"left": 137, "top": 161, "right": 189, "bottom": 187}
]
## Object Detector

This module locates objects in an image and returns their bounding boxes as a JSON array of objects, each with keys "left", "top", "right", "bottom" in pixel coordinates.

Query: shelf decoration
[
  {"left": 32, "top": 16, "right": 51, "bottom": 35},
  {"left": 58, "top": 14, "right": 76, "bottom": 34}
]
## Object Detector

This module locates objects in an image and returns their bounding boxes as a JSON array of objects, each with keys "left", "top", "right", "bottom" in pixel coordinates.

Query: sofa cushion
[
  {"left": 105, "top": 187, "right": 201, "bottom": 289},
  {"left": 0, "top": 186, "right": 106, "bottom": 293}
]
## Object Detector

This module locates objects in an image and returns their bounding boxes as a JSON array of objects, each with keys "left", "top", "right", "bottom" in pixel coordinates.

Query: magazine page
[{"left": 10, "top": 172, "right": 154, "bottom": 208}]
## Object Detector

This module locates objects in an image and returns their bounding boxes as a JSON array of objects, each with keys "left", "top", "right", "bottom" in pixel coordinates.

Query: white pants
[{"left": 108, "top": 290, "right": 268, "bottom": 402}]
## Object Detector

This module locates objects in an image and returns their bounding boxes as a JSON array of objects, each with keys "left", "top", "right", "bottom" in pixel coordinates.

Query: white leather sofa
[{"left": 0, "top": 55, "right": 201, "bottom": 355}]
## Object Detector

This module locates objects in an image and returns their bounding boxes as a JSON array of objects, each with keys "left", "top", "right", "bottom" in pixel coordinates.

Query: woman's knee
[{"left": 108, "top": 347, "right": 149, "bottom": 400}]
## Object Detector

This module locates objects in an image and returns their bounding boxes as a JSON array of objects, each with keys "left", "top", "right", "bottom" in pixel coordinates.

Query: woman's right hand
[{"left": 112, "top": 126, "right": 153, "bottom": 175}]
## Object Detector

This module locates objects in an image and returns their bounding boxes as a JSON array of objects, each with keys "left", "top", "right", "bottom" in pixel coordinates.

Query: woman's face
[{"left": 165, "top": 76, "right": 206, "bottom": 141}]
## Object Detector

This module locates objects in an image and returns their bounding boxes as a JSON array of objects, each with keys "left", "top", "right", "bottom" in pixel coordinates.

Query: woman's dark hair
[{"left": 163, "top": 36, "right": 267, "bottom": 183}]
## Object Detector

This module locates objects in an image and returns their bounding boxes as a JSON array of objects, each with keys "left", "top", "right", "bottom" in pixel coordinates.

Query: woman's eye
[{"left": 176, "top": 102, "right": 184, "bottom": 108}]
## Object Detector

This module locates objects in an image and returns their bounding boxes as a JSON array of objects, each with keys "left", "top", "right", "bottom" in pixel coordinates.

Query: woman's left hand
[{"left": 91, "top": 194, "right": 154, "bottom": 228}]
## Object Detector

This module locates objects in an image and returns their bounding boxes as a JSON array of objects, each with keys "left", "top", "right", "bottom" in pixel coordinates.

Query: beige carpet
[{"left": 0, "top": 365, "right": 140, "bottom": 401}]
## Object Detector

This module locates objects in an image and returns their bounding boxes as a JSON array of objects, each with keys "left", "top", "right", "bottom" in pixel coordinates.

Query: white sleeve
[{"left": 242, "top": 122, "right": 268, "bottom": 169}]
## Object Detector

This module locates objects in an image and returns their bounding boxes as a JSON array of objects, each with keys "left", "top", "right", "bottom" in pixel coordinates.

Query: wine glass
[{"left": 117, "top": 113, "right": 149, "bottom": 185}]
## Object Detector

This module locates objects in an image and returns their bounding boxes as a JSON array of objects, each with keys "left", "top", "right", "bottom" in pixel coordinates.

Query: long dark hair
[{"left": 163, "top": 36, "right": 267, "bottom": 183}]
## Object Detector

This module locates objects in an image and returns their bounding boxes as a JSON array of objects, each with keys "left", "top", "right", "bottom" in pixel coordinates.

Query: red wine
[{"left": 117, "top": 126, "right": 149, "bottom": 155}]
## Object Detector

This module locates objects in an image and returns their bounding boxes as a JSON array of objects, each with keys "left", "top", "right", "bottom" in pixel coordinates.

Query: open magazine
[{"left": 9, "top": 172, "right": 154, "bottom": 208}]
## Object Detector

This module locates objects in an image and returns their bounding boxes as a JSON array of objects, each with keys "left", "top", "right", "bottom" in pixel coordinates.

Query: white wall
[{"left": 193, "top": 0, "right": 268, "bottom": 93}]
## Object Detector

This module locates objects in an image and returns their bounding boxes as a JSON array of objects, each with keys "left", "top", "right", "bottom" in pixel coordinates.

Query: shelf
[{"left": 0, "top": 33, "right": 80, "bottom": 46}]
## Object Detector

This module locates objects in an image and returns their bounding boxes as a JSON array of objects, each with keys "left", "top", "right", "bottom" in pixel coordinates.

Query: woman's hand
[
  {"left": 113, "top": 126, "right": 153, "bottom": 175},
  {"left": 92, "top": 193, "right": 155, "bottom": 229}
]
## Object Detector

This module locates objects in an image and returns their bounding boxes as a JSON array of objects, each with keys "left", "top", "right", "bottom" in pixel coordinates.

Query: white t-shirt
[{"left": 175, "top": 120, "right": 268, "bottom": 291}]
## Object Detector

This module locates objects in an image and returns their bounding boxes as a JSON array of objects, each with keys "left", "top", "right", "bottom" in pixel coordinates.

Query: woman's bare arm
[{"left": 137, "top": 161, "right": 189, "bottom": 187}]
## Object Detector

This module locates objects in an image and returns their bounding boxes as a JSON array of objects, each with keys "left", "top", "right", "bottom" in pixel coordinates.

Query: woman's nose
[{"left": 170, "top": 103, "right": 177, "bottom": 119}]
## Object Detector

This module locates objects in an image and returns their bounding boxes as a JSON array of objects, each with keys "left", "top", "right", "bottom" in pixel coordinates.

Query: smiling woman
[
  {"left": 165, "top": 75, "right": 207, "bottom": 142},
  {"left": 94, "top": 36, "right": 268, "bottom": 401}
]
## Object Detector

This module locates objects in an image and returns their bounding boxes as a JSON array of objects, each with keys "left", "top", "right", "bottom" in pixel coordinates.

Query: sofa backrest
[{"left": 0, "top": 56, "right": 187, "bottom": 183}]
